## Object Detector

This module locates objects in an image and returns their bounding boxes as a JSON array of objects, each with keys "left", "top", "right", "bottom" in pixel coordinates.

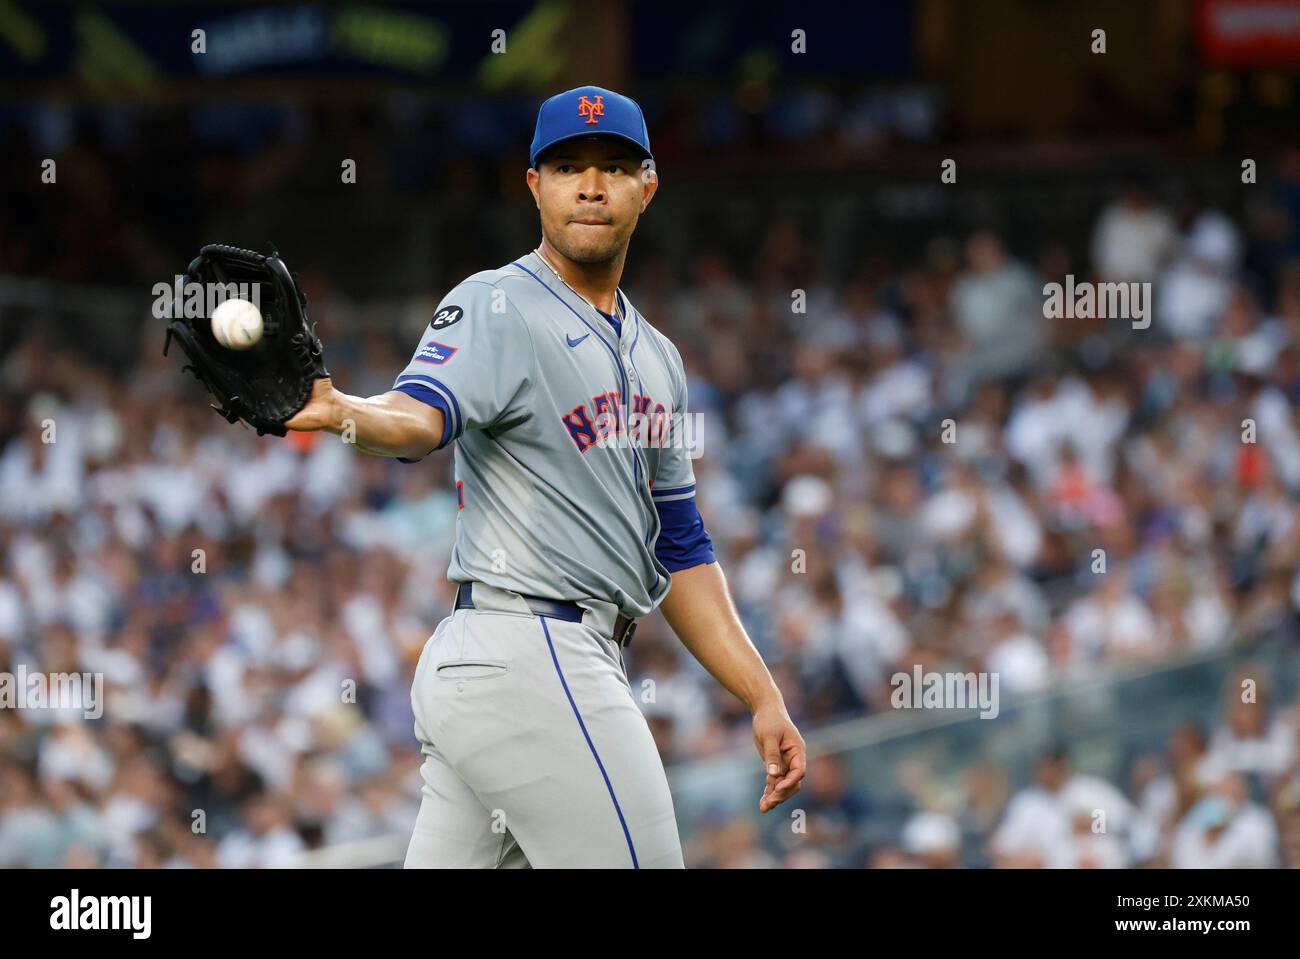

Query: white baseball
[{"left": 211, "top": 298, "right": 264, "bottom": 350}]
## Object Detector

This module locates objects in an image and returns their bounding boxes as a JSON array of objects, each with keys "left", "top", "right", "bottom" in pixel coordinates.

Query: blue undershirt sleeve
[
  {"left": 391, "top": 382, "right": 456, "bottom": 463},
  {"left": 653, "top": 496, "right": 716, "bottom": 572}
]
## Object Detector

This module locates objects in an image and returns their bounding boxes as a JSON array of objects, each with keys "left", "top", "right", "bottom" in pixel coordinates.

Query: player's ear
[
  {"left": 638, "top": 161, "right": 658, "bottom": 213},
  {"left": 526, "top": 167, "right": 541, "bottom": 209}
]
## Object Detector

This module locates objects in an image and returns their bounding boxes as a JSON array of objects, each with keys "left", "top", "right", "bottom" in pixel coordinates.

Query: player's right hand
[
  {"left": 752, "top": 700, "right": 806, "bottom": 813},
  {"left": 285, "top": 377, "right": 339, "bottom": 432}
]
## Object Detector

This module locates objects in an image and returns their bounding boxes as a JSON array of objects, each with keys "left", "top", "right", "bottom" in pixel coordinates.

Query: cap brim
[{"left": 532, "top": 132, "right": 652, "bottom": 168}]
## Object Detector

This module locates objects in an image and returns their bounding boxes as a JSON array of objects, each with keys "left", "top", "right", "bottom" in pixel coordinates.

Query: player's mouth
[{"left": 569, "top": 215, "right": 612, "bottom": 226}]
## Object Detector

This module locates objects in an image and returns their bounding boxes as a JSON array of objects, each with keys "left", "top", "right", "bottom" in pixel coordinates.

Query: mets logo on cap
[
  {"left": 578, "top": 94, "right": 604, "bottom": 125},
  {"left": 529, "top": 86, "right": 653, "bottom": 169}
]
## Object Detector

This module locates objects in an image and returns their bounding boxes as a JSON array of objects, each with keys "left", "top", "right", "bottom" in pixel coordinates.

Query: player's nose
[{"left": 576, "top": 167, "right": 606, "bottom": 202}]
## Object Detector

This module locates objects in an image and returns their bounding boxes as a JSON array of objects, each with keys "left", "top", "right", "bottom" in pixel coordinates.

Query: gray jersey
[{"left": 393, "top": 251, "right": 697, "bottom": 618}]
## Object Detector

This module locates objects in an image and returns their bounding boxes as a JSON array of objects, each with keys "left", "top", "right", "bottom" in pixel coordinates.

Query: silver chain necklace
[{"left": 533, "top": 246, "right": 623, "bottom": 322}]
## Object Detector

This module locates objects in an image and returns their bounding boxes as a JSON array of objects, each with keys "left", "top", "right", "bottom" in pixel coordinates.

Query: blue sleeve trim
[
  {"left": 394, "top": 373, "right": 462, "bottom": 439},
  {"left": 653, "top": 496, "right": 716, "bottom": 573},
  {"left": 392, "top": 383, "right": 456, "bottom": 463},
  {"left": 652, "top": 483, "right": 696, "bottom": 500}
]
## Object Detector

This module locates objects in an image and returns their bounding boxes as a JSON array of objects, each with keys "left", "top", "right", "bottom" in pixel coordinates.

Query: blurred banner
[
  {"left": 0, "top": 0, "right": 915, "bottom": 86},
  {"left": 1199, "top": 0, "right": 1300, "bottom": 66},
  {"left": 0, "top": 1, "right": 532, "bottom": 80},
  {"left": 627, "top": 0, "right": 914, "bottom": 77}
]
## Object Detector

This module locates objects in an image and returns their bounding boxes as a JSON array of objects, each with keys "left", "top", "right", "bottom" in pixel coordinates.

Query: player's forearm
[
  {"left": 658, "top": 562, "right": 783, "bottom": 713},
  {"left": 323, "top": 388, "right": 444, "bottom": 460}
]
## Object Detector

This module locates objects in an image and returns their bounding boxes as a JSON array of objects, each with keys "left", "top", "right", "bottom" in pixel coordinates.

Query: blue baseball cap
[{"left": 529, "top": 85, "right": 652, "bottom": 169}]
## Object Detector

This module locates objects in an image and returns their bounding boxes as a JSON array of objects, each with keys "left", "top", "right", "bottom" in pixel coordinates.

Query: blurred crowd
[
  {"left": 5, "top": 115, "right": 1300, "bottom": 865},
  {"left": 690, "top": 674, "right": 1300, "bottom": 868}
]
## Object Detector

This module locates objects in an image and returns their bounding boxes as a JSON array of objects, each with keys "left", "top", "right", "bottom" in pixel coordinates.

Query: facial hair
[{"left": 544, "top": 211, "right": 637, "bottom": 266}]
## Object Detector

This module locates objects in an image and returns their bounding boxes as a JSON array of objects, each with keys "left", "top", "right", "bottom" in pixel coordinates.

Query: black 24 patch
[{"left": 431, "top": 305, "right": 464, "bottom": 329}]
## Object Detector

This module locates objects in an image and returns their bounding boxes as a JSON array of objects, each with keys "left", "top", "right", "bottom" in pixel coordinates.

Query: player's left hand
[{"left": 752, "top": 699, "right": 806, "bottom": 812}]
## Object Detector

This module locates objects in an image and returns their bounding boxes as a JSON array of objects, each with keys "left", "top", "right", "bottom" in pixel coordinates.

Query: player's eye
[
  {"left": 605, "top": 164, "right": 624, "bottom": 174},
  {"left": 555, "top": 164, "right": 574, "bottom": 173}
]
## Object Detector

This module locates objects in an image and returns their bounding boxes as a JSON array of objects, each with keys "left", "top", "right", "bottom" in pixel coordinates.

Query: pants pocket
[{"left": 435, "top": 659, "right": 510, "bottom": 681}]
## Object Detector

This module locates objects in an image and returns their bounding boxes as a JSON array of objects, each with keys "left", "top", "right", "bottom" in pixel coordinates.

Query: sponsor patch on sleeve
[{"left": 414, "top": 340, "right": 458, "bottom": 365}]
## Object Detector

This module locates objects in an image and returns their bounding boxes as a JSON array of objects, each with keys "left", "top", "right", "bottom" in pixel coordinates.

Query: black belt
[{"left": 454, "top": 583, "right": 637, "bottom": 649}]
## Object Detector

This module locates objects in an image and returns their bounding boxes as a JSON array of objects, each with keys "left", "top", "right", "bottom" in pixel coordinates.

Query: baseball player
[{"left": 285, "top": 85, "right": 806, "bottom": 868}]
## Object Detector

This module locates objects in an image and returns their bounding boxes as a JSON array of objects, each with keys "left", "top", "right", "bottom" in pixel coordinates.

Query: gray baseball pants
[{"left": 403, "top": 583, "right": 684, "bottom": 868}]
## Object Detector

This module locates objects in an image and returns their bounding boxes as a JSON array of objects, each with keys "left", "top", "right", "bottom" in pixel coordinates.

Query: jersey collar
[{"left": 520, "top": 250, "right": 632, "bottom": 349}]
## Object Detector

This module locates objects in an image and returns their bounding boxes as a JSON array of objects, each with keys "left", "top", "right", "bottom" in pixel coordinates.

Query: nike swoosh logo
[{"left": 566, "top": 333, "right": 590, "bottom": 348}]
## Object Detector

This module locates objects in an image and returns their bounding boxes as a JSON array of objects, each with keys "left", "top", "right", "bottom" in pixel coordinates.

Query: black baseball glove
[{"left": 164, "top": 244, "right": 328, "bottom": 436}]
